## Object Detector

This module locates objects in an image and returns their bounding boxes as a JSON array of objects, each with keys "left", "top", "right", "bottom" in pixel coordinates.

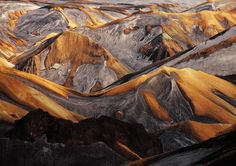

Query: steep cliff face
[{"left": 0, "top": 0, "right": 236, "bottom": 166}]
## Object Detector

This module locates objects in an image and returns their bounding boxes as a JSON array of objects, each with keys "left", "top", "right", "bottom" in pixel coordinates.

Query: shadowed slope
[{"left": 129, "top": 127, "right": 236, "bottom": 166}]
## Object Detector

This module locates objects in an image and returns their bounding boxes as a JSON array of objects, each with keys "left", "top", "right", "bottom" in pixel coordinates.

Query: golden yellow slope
[
  {"left": 178, "top": 120, "right": 235, "bottom": 141},
  {"left": 0, "top": 99, "right": 27, "bottom": 123},
  {"left": 154, "top": 9, "right": 236, "bottom": 50},
  {"left": 0, "top": 71, "right": 85, "bottom": 122}
]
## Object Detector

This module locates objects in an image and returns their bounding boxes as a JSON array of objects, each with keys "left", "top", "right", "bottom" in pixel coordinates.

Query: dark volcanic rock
[
  {"left": 0, "top": 138, "right": 127, "bottom": 166},
  {"left": 6, "top": 109, "right": 56, "bottom": 141},
  {"left": 219, "top": 75, "right": 236, "bottom": 85},
  {"left": 6, "top": 109, "right": 163, "bottom": 159},
  {"left": 0, "top": 121, "right": 13, "bottom": 137},
  {"left": 139, "top": 34, "right": 170, "bottom": 62}
]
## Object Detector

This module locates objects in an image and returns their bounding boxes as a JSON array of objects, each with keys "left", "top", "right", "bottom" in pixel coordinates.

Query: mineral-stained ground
[{"left": 0, "top": 0, "right": 236, "bottom": 165}]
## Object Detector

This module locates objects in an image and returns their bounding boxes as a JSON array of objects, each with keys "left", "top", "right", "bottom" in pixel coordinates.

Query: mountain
[{"left": 0, "top": 0, "right": 236, "bottom": 165}]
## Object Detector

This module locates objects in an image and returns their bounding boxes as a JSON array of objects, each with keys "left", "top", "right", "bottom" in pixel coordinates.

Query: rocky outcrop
[{"left": 6, "top": 109, "right": 163, "bottom": 160}]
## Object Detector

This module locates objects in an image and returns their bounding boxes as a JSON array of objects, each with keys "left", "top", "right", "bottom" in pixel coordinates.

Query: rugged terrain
[{"left": 0, "top": 0, "right": 236, "bottom": 165}]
